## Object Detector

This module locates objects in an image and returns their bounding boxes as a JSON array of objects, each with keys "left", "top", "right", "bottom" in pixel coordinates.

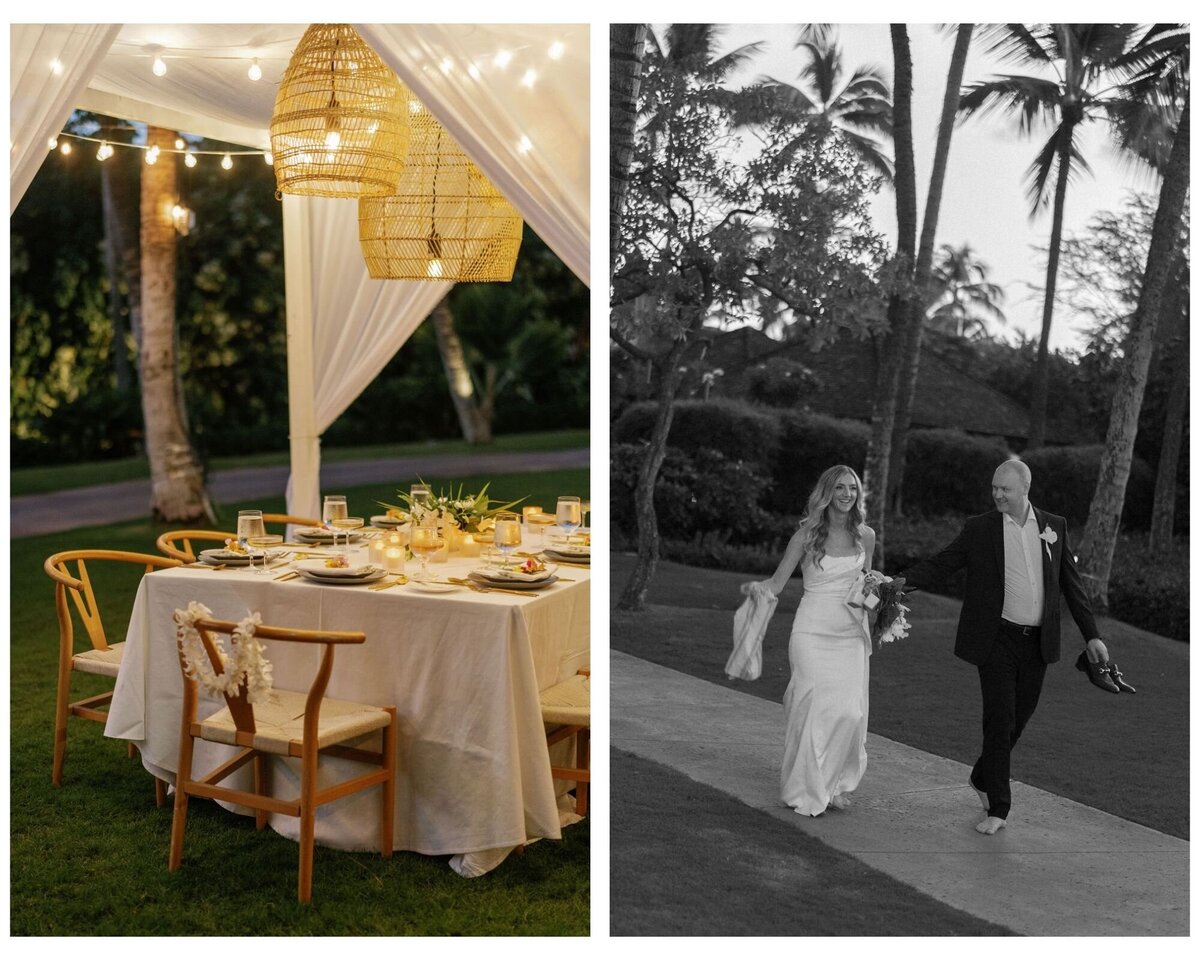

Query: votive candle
[
  {"left": 384, "top": 547, "right": 406, "bottom": 574},
  {"left": 461, "top": 534, "right": 480, "bottom": 557},
  {"left": 370, "top": 539, "right": 387, "bottom": 567}
]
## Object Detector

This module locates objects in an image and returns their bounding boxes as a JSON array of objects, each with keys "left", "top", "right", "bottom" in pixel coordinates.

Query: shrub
[
  {"left": 1021, "top": 445, "right": 1155, "bottom": 529},
  {"left": 899, "top": 430, "right": 1010, "bottom": 517},
  {"left": 742, "top": 357, "right": 817, "bottom": 408},
  {"left": 1106, "top": 534, "right": 1188, "bottom": 642},
  {"left": 611, "top": 443, "right": 776, "bottom": 545},
  {"left": 768, "top": 411, "right": 870, "bottom": 513},
  {"left": 611, "top": 398, "right": 783, "bottom": 465}
]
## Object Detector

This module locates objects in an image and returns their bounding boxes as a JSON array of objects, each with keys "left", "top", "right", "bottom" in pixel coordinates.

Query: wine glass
[
  {"left": 556, "top": 496, "right": 582, "bottom": 542},
  {"left": 247, "top": 533, "right": 283, "bottom": 575},
  {"left": 493, "top": 512, "right": 522, "bottom": 569},
  {"left": 323, "top": 495, "right": 347, "bottom": 548},
  {"left": 409, "top": 483, "right": 432, "bottom": 522},
  {"left": 410, "top": 524, "right": 442, "bottom": 581},
  {"left": 237, "top": 510, "right": 265, "bottom": 553},
  {"left": 331, "top": 516, "right": 363, "bottom": 559}
]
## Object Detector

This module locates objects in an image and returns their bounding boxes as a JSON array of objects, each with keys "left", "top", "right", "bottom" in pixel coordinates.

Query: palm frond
[
  {"left": 797, "top": 41, "right": 841, "bottom": 105},
  {"left": 703, "top": 41, "right": 767, "bottom": 82},
  {"left": 978, "top": 24, "right": 1054, "bottom": 65},
  {"left": 958, "top": 75, "right": 1063, "bottom": 134},
  {"left": 839, "top": 129, "right": 894, "bottom": 181},
  {"left": 795, "top": 24, "right": 836, "bottom": 48},
  {"left": 1105, "top": 95, "right": 1178, "bottom": 174}
]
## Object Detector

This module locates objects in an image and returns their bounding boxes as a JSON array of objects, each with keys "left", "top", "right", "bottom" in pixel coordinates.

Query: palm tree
[
  {"left": 611, "top": 25, "right": 648, "bottom": 265},
  {"left": 924, "top": 243, "right": 1006, "bottom": 340},
  {"left": 739, "top": 27, "right": 894, "bottom": 179},
  {"left": 958, "top": 23, "right": 1171, "bottom": 448}
]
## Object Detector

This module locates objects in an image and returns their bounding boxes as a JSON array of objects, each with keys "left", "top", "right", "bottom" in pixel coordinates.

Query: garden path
[
  {"left": 10, "top": 448, "right": 589, "bottom": 537},
  {"left": 612, "top": 649, "right": 1190, "bottom": 936}
]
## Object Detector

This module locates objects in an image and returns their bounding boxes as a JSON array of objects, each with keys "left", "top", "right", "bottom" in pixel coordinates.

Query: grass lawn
[
  {"left": 611, "top": 750, "right": 1013, "bottom": 936},
  {"left": 611, "top": 553, "right": 1188, "bottom": 840},
  {"left": 10, "top": 467, "right": 589, "bottom": 935},
  {"left": 10, "top": 428, "right": 589, "bottom": 497}
]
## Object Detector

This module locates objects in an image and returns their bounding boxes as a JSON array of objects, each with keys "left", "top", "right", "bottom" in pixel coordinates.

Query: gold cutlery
[
  {"left": 447, "top": 577, "right": 535, "bottom": 598},
  {"left": 274, "top": 571, "right": 300, "bottom": 581},
  {"left": 367, "top": 576, "right": 408, "bottom": 591}
]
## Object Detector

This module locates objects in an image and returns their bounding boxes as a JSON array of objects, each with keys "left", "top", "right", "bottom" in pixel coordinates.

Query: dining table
[{"left": 104, "top": 537, "right": 591, "bottom": 877}]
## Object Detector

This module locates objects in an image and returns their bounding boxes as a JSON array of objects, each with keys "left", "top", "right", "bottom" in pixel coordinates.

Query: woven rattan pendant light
[
  {"left": 358, "top": 93, "right": 523, "bottom": 281},
  {"left": 270, "top": 24, "right": 409, "bottom": 198}
]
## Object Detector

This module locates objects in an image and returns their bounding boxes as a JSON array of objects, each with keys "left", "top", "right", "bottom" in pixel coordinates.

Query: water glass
[
  {"left": 237, "top": 510, "right": 265, "bottom": 550},
  {"left": 556, "top": 496, "right": 582, "bottom": 539},
  {"left": 493, "top": 512, "right": 522, "bottom": 567}
]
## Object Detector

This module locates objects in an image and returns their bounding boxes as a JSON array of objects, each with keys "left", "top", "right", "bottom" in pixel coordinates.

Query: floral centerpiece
[{"left": 378, "top": 480, "right": 524, "bottom": 534}]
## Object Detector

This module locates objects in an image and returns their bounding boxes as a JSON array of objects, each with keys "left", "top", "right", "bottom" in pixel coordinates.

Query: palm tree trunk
[
  {"left": 138, "top": 126, "right": 211, "bottom": 523},
  {"left": 1027, "top": 122, "right": 1075, "bottom": 449},
  {"left": 1149, "top": 348, "right": 1187, "bottom": 552},
  {"left": 610, "top": 24, "right": 648, "bottom": 266},
  {"left": 863, "top": 25, "right": 917, "bottom": 562},
  {"left": 617, "top": 339, "right": 688, "bottom": 612},
  {"left": 889, "top": 24, "right": 973, "bottom": 514},
  {"left": 431, "top": 294, "right": 492, "bottom": 444},
  {"left": 100, "top": 149, "right": 137, "bottom": 394},
  {"left": 1079, "top": 96, "right": 1189, "bottom": 610}
]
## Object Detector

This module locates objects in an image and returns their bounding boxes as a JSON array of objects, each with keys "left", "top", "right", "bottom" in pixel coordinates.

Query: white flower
[{"left": 1040, "top": 524, "right": 1058, "bottom": 560}]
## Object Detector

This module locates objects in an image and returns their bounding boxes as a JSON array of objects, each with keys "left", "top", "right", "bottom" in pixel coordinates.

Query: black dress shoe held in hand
[
  {"left": 1108, "top": 661, "right": 1136, "bottom": 694},
  {"left": 1075, "top": 650, "right": 1120, "bottom": 694}
]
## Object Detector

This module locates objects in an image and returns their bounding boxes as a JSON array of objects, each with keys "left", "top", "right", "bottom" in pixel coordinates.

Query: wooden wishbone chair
[
  {"left": 43, "top": 549, "right": 182, "bottom": 803},
  {"left": 540, "top": 668, "right": 591, "bottom": 817},
  {"left": 169, "top": 616, "right": 397, "bottom": 905},
  {"left": 155, "top": 529, "right": 237, "bottom": 563},
  {"left": 261, "top": 513, "right": 320, "bottom": 530}
]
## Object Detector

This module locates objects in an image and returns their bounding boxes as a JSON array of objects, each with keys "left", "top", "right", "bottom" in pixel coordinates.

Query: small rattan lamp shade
[
  {"left": 270, "top": 24, "right": 409, "bottom": 198},
  {"left": 358, "top": 96, "right": 523, "bottom": 281}
]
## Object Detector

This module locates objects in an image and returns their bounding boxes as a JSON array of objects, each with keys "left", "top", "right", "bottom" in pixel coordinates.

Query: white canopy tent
[{"left": 10, "top": 23, "right": 590, "bottom": 519}]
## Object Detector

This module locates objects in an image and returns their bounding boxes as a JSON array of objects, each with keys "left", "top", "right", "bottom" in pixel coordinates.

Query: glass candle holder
[
  {"left": 369, "top": 539, "right": 387, "bottom": 567},
  {"left": 384, "top": 546, "right": 406, "bottom": 574}
]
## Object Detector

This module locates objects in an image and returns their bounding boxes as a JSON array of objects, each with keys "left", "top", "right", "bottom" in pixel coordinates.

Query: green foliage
[
  {"left": 741, "top": 357, "right": 817, "bottom": 408},
  {"left": 769, "top": 411, "right": 869, "bottom": 514},
  {"left": 612, "top": 398, "right": 783, "bottom": 463},
  {"left": 900, "top": 429, "right": 1010, "bottom": 516},
  {"left": 1104, "top": 534, "right": 1190, "bottom": 641},
  {"left": 1021, "top": 444, "right": 1155, "bottom": 529}
]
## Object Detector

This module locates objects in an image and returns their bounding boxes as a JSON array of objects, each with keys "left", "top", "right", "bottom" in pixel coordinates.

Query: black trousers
[{"left": 970, "top": 622, "right": 1048, "bottom": 820}]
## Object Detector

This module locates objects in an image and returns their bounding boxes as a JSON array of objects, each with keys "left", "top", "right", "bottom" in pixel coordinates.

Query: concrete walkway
[
  {"left": 10, "top": 448, "right": 589, "bottom": 537},
  {"left": 612, "top": 649, "right": 1189, "bottom": 937}
]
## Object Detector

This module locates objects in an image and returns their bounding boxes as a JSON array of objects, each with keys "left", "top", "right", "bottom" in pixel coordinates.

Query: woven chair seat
[
  {"left": 72, "top": 641, "right": 125, "bottom": 678},
  {"left": 199, "top": 688, "right": 391, "bottom": 755},
  {"left": 540, "top": 673, "right": 590, "bottom": 726}
]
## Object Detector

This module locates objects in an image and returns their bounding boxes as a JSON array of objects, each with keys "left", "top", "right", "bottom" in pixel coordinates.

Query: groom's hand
[{"left": 1086, "top": 638, "right": 1110, "bottom": 663}]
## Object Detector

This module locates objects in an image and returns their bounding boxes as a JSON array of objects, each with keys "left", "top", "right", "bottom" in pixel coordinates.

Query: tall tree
[
  {"left": 430, "top": 295, "right": 491, "bottom": 445},
  {"left": 888, "top": 24, "right": 975, "bottom": 513},
  {"left": 923, "top": 243, "right": 1006, "bottom": 340},
  {"left": 611, "top": 24, "right": 648, "bottom": 265},
  {"left": 138, "top": 125, "right": 212, "bottom": 522},
  {"left": 959, "top": 24, "right": 1168, "bottom": 448},
  {"left": 861, "top": 24, "right": 917, "bottom": 562}
]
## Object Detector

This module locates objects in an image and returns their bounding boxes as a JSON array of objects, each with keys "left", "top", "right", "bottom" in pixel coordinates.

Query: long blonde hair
[{"left": 796, "top": 465, "right": 866, "bottom": 568}]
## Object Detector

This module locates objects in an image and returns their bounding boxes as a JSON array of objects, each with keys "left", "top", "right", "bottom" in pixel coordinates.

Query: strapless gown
[{"left": 781, "top": 550, "right": 872, "bottom": 816}]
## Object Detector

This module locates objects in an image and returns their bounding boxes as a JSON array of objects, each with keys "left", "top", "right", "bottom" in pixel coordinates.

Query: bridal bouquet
[{"left": 871, "top": 576, "right": 910, "bottom": 647}]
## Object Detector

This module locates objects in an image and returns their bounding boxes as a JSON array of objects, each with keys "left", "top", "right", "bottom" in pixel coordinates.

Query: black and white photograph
[{"left": 609, "top": 22, "right": 1189, "bottom": 936}]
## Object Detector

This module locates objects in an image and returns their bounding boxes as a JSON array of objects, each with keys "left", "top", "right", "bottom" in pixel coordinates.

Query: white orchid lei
[{"left": 173, "top": 601, "right": 274, "bottom": 703}]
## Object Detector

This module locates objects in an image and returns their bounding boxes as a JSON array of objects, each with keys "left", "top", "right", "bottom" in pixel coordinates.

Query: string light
[
  {"left": 96, "top": 141, "right": 113, "bottom": 161},
  {"left": 152, "top": 54, "right": 167, "bottom": 77},
  {"left": 467, "top": 63, "right": 480, "bottom": 80},
  {"left": 59, "top": 141, "right": 72, "bottom": 156},
  {"left": 47, "top": 131, "right": 273, "bottom": 168},
  {"left": 184, "top": 152, "right": 197, "bottom": 168},
  {"left": 517, "top": 135, "right": 532, "bottom": 154},
  {"left": 47, "top": 136, "right": 58, "bottom": 150},
  {"left": 248, "top": 57, "right": 262, "bottom": 82},
  {"left": 493, "top": 50, "right": 512, "bottom": 69},
  {"left": 50, "top": 58, "right": 63, "bottom": 75},
  {"left": 221, "top": 153, "right": 233, "bottom": 170},
  {"left": 520, "top": 68, "right": 537, "bottom": 88},
  {"left": 548, "top": 41, "right": 565, "bottom": 60},
  {"left": 174, "top": 137, "right": 185, "bottom": 150},
  {"left": 145, "top": 145, "right": 159, "bottom": 165},
  {"left": 263, "top": 151, "right": 273, "bottom": 165}
]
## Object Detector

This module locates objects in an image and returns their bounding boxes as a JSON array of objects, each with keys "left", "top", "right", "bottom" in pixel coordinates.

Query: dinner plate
[
  {"left": 468, "top": 571, "right": 559, "bottom": 591},
  {"left": 472, "top": 562, "right": 557, "bottom": 583},
  {"left": 543, "top": 548, "right": 590, "bottom": 565},
  {"left": 296, "top": 567, "right": 387, "bottom": 586},
  {"left": 370, "top": 514, "right": 408, "bottom": 528},
  {"left": 198, "top": 548, "right": 261, "bottom": 566},
  {"left": 295, "top": 559, "right": 379, "bottom": 579},
  {"left": 410, "top": 580, "right": 458, "bottom": 593},
  {"left": 294, "top": 527, "right": 364, "bottom": 543}
]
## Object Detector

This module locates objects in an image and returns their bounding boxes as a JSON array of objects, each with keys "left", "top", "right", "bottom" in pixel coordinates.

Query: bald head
[{"left": 992, "top": 459, "right": 1031, "bottom": 519}]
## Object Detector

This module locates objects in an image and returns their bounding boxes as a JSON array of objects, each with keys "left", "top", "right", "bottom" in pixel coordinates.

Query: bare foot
[
  {"left": 828, "top": 794, "right": 852, "bottom": 811},
  {"left": 975, "top": 816, "right": 1006, "bottom": 835},
  {"left": 969, "top": 779, "right": 988, "bottom": 813}
]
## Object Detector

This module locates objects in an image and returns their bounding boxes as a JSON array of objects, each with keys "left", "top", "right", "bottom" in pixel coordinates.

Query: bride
[{"left": 747, "top": 465, "right": 876, "bottom": 816}]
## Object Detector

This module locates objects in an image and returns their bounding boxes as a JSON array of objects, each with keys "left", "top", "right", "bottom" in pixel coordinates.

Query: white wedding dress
[{"left": 781, "top": 550, "right": 872, "bottom": 816}]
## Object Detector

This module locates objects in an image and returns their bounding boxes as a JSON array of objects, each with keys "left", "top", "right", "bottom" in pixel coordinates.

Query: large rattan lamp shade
[
  {"left": 358, "top": 96, "right": 523, "bottom": 282},
  {"left": 270, "top": 24, "right": 409, "bottom": 198}
]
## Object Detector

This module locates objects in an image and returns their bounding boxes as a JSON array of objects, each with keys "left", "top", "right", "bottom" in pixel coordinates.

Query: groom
[{"left": 901, "top": 459, "right": 1108, "bottom": 835}]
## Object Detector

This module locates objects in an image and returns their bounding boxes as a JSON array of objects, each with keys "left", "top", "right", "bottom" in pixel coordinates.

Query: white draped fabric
[
  {"left": 282, "top": 196, "right": 451, "bottom": 520},
  {"left": 359, "top": 24, "right": 590, "bottom": 286},
  {"left": 9, "top": 24, "right": 119, "bottom": 213}
]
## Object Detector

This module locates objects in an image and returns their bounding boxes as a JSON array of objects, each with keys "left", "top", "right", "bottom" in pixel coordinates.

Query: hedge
[
  {"left": 1021, "top": 445, "right": 1155, "bottom": 530},
  {"left": 768, "top": 411, "right": 869, "bottom": 514},
  {"left": 611, "top": 398, "right": 783, "bottom": 465},
  {"left": 899, "top": 430, "right": 1010, "bottom": 516}
]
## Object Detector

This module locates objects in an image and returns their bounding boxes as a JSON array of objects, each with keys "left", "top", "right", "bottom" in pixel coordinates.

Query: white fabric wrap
[{"left": 726, "top": 583, "right": 778, "bottom": 681}]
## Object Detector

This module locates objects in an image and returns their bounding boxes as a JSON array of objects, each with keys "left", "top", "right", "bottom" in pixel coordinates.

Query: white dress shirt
[{"left": 1001, "top": 506, "right": 1045, "bottom": 627}]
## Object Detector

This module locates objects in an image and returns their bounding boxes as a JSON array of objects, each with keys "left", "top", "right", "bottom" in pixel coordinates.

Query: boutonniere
[{"left": 1039, "top": 524, "right": 1058, "bottom": 560}]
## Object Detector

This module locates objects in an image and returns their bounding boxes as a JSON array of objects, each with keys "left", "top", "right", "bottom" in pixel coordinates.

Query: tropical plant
[
  {"left": 924, "top": 243, "right": 1006, "bottom": 340},
  {"left": 958, "top": 23, "right": 1181, "bottom": 448}
]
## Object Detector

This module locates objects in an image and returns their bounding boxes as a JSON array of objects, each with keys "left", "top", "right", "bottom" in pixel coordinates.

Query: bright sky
[{"left": 714, "top": 23, "right": 1164, "bottom": 355}]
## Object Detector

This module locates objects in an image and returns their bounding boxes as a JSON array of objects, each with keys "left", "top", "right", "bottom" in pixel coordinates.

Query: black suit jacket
[{"left": 901, "top": 508, "right": 1099, "bottom": 666}]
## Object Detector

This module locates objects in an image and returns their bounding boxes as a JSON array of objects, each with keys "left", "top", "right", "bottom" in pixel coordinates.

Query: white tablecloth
[{"left": 105, "top": 551, "right": 590, "bottom": 870}]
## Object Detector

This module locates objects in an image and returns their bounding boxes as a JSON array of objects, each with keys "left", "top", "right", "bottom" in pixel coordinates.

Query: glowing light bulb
[
  {"left": 221, "top": 153, "right": 233, "bottom": 170},
  {"left": 50, "top": 58, "right": 63, "bottom": 75},
  {"left": 172, "top": 204, "right": 184, "bottom": 219},
  {"left": 174, "top": 137, "right": 185, "bottom": 150},
  {"left": 248, "top": 58, "right": 262, "bottom": 82},
  {"left": 440, "top": 57, "right": 453, "bottom": 74},
  {"left": 467, "top": 63, "right": 480, "bottom": 80},
  {"left": 263, "top": 151, "right": 273, "bottom": 165},
  {"left": 324, "top": 129, "right": 341, "bottom": 150},
  {"left": 548, "top": 41, "right": 565, "bottom": 60},
  {"left": 520, "top": 68, "right": 537, "bottom": 88},
  {"left": 427, "top": 258, "right": 444, "bottom": 279},
  {"left": 96, "top": 142, "right": 112, "bottom": 160},
  {"left": 494, "top": 50, "right": 512, "bottom": 69},
  {"left": 517, "top": 135, "right": 532, "bottom": 154},
  {"left": 60, "top": 141, "right": 72, "bottom": 155},
  {"left": 184, "top": 152, "right": 197, "bottom": 168},
  {"left": 145, "top": 146, "right": 158, "bottom": 165},
  {"left": 47, "top": 136, "right": 58, "bottom": 150},
  {"left": 152, "top": 55, "right": 167, "bottom": 77}
]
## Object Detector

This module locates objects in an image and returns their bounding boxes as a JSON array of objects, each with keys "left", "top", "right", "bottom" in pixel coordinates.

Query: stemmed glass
[
  {"left": 331, "top": 517, "right": 364, "bottom": 559},
  {"left": 410, "top": 523, "right": 443, "bottom": 582},
  {"left": 556, "top": 496, "right": 582, "bottom": 543},
  {"left": 410, "top": 484, "right": 432, "bottom": 522},
  {"left": 237, "top": 510, "right": 265, "bottom": 553},
  {"left": 247, "top": 533, "right": 283, "bottom": 575},
  {"left": 492, "top": 511, "right": 522, "bottom": 569},
  {"left": 323, "top": 495, "right": 347, "bottom": 549}
]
